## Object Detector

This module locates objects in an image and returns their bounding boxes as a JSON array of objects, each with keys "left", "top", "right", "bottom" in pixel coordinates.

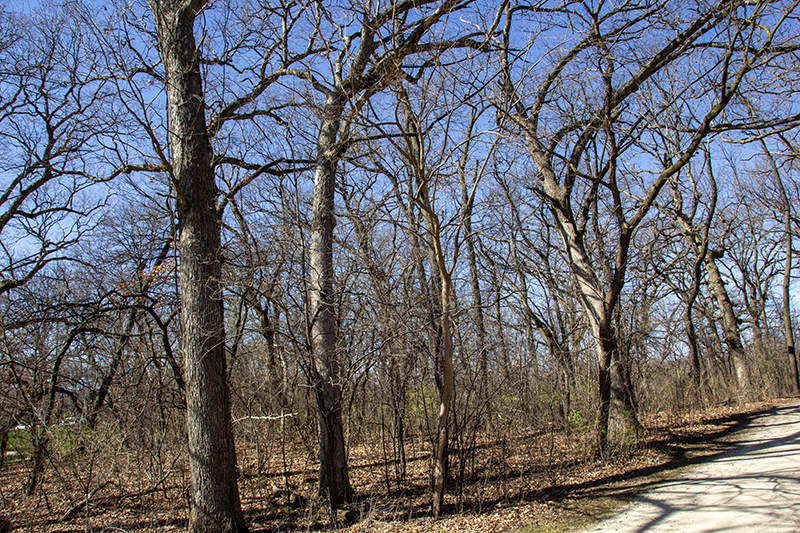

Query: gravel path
[{"left": 584, "top": 401, "right": 800, "bottom": 533}]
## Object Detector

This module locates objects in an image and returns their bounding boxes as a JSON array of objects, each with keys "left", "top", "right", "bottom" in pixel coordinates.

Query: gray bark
[
  {"left": 705, "top": 250, "right": 751, "bottom": 393},
  {"left": 148, "top": 1, "right": 246, "bottom": 530},
  {"left": 497, "top": 0, "right": 760, "bottom": 454},
  {"left": 762, "top": 140, "right": 800, "bottom": 395},
  {"left": 308, "top": 95, "right": 352, "bottom": 509}
]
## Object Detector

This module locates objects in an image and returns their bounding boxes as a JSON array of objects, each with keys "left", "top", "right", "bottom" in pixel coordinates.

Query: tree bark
[
  {"left": 762, "top": 140, "right": 800, "bottom": 395},
  {"left": 705, "top": 250, "right": 750, "bottom": 393},
  {"left": 686, "top": 247, "right": 708, "bottom": 394},
  {"left": 148, "top": 1, "right": 246, "bottom": 531},
  {"left": 432, "top": 276, "right": 454, "bottom": 517},
  {"left": 397, "top": 91, "right": 453, "bottom": 516},
  {"left": 308, "top": 95, "right": 352, "bottom": 510},
  {"left": 457, "top": 127, "right": 488, "bottom": 393}
]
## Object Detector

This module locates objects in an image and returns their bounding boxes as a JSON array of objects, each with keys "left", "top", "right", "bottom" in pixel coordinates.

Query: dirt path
[{"left": 584, "top": 401, "right": 800, "bottom": 533}]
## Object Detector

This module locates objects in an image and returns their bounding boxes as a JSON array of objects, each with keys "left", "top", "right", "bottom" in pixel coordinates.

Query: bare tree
[
  {"left": 497, "top": 0, "right": 798, "bottom": 455},
  {"left": 283, "top": 0, "right": 484, "bottom": 510},
  {"left": 0, "top": 6, "right": 110, "bottom": 297},
  {"left": 146, "top": 0, "right": 245, "bottom": 529},
  {"left": 760, "top": 139, "right": 800, "bottom": 394},
  {"left": 660, "top": 147, "right": 719, "bottom": 396}
]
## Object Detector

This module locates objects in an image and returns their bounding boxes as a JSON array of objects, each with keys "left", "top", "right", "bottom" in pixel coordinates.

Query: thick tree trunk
[
  {"left": 553, "top": 214, "right": 638, "bottom": 456},
  {"left": 685, "top": 303, "right": 703, "bottom": 391},
  {"left": 594, "top": 327, "right": 613, "bottom": 457},
  {"left": 609, "top": 338, "right": 639, "bottom": 442},
  {"left": 148, "top": 2, "right": 246, "bottom": 531},
  {"left": 309, "top": 98, "right": 351, "bottom": 510},
  {"left": 705, "top": 250, "right": 750, "bottom": 393}
]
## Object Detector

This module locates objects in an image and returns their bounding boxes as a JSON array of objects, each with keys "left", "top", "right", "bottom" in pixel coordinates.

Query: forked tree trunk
[
  {"left": 554, "top": 214, "right": 638, "bottom": 457},
  {"left": 148, "top": 1, "right": 246, "bottom": 531}
]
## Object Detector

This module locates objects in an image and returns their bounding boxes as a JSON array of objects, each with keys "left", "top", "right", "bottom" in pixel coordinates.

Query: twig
[{"left": 60, "top": 471, "right": 175, "bottom": 522}]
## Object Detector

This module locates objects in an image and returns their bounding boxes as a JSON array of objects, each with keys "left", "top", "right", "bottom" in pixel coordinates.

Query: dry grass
[{"left": 1, "top": 399, "right": 782, "bottom": 533}]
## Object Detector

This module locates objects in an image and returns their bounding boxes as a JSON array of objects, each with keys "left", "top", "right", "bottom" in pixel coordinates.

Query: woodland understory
[
  {"left": 1, "top": 398, "right": 786, "bottom": 533},
  {"left": 3, "top": 0, "right": 800, "bottom": 532}
]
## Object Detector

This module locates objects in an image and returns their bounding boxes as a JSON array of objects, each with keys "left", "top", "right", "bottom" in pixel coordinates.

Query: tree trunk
[
  {"left": 26, "top": 426, "right": 48, "bottom": 496},
  {"left": 27, "top": 328, "right": 81, "bottom": 496},
  {"left": 148, "top": 2, "right": 246, "bottom": 531},
  {"left": 398, "top": 92, "right": 453, "bottom": 516},
  {"left": 458, "top": 137, "right": 488, "bottom": 394},
  {"left": 609, "top": 334, "right": 639, "bottom": 443},
  {"left": 783, "top": 249, "right": 800, "bottom": 396},
  {"left": 553, "top": 213, "right": 637, "bottom": 457},
  {"left": 762, "top": 140, "right": 800, "bottom": 395},
  {"left": 432, "top": 275, "right": 454, "bottom": 517},
  {"left": 308, "top": 96, "right": 351, "bottom": 510},
  {"left": 389, "top": 355, "right": 408, "bottom": 481},
  {"left": 0, "top": 423, "right": 8, "bottom": 471},
  {"left": 686, "top": 255, "right": 705, "bottom": 394},
  {"left": 783, "top": 242, "right": 800, "bottom": 395},
  {"left": 685, "top": 300, "right": 703, "bottom": 392},
  {"left": 705, "top": 250, "right": 750, "bottom": 393},
  {"left": 593, "top": 326, "right": 613, "bottom": 457}
]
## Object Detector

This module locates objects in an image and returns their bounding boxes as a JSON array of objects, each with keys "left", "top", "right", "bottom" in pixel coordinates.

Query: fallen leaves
[{"left": 1, "top": 399, "right": 778, "bottom": 532}]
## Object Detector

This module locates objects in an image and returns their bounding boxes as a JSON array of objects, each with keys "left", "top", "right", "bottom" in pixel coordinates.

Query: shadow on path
[{"left": 583, "top": 402, "right": 800, "bottom": 533}]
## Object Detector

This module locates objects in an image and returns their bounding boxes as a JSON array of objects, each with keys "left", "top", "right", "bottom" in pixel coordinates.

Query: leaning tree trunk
[
  {"left": 400, "top": 100, "right": 453, "bottom": 516},
  {"left": 148, "top": 1, "right": 246, "bottom": 531},
  {"left": 553, "top": 213, "right": 639, "bottom": 457},
  {"left": 705, "top": 250, "right": 750, "bottom": 394}
]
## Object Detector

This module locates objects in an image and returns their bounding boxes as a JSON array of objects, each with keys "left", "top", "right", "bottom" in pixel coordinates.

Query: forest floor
[{"left": 1, "top": 399, "right": 791, "bottom": 533}]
